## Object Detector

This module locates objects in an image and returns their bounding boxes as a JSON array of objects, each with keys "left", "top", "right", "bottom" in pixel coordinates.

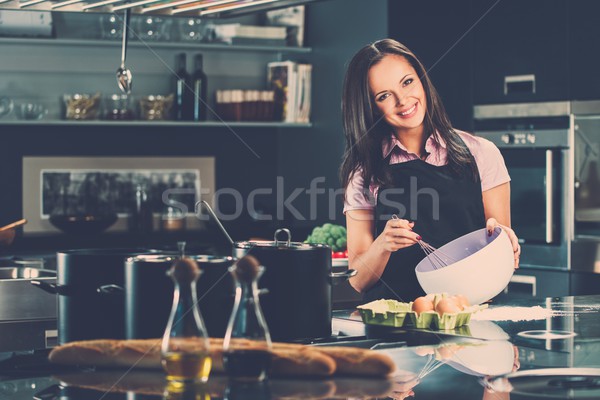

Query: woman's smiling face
[{"left": 368, "top": 54, "right": 427, "bottom": 137}]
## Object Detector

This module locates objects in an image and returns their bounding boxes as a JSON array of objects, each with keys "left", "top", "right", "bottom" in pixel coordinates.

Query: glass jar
[
  {"left": 63, "top": 93, "right": 101, "bottom": 120},
  {"left": 139, "top": 94, "right": 174, "bottom": 120},
  {"left": 105, "top": 94, "right": 134, "bottom": 120},
  {"left": 177, "top": 18, "right": 204, "bottom": 42}
]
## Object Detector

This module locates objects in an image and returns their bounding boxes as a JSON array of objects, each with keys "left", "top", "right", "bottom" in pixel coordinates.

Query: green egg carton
[
  {"left": 356, "top": 299, "right": 414, "bottom": 327},
  {"left": 356, "top": 296, "right": 487, "bottom": 330}
]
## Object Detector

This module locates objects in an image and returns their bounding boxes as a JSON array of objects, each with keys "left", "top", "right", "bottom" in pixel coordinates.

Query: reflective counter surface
[{"left": 1, "top": 295, "right": 600, "bottom": 399}]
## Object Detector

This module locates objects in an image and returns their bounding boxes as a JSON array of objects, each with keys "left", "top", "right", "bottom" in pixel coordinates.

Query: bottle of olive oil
[{"left": 161, "top": 249, "right": 211, "bottom": 385}]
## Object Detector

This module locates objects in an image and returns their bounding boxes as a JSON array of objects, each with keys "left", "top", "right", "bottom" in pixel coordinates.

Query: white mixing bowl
[
  {"left": 415, "top": 227, "right": 514, "bottom": 305},
  {"left": 447, "top": 340, "right": 516, "bottom": 377}
]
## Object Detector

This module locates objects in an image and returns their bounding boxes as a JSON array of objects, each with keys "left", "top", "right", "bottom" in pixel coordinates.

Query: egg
[
  {"left": 451, "top": 294, "right": 470, "bottom": 310},
  {"left": 435, "top": 298, "right": 461, "bottom": 316},
  {"left": 412, "top": 296, "right": 434, "bottom": 315}
]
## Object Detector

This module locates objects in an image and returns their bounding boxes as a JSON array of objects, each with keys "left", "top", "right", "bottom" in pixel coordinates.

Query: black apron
[{"left": 364, "top": 142, "right": 485, "bottom": 303}]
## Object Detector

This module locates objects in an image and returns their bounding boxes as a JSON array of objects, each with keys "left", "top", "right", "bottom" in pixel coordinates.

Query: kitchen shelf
[
  {"left": 0, "top": 37, "right": 312, "bottom": 53},
  {"left": 0, "top": 120, "right": 312, "bottom": 127},
  {"left": 0, "top": 0, "right": 324, "bottom": 18}
]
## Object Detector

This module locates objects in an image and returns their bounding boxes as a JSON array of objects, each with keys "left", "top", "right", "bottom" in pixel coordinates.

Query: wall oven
[
  {"left": 475, "top": 101, "right": 600, "bottom": 298},
  {"left": 474, "top": 102, "right": 572, "bottom": 272}
]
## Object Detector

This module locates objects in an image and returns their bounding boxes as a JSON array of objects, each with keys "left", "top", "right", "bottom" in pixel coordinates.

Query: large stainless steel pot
[
  {"left": 124, "top": 229, "right": 354, "bottom": 342},
  {"left": 124, "top": 254, "right": 236, "bottom": 339},
  {"left": 31, "top": 248, "right": 153, "bottom": 344},
  {"left": 232, "top": 229, "right": 355, "bottom": 341}
]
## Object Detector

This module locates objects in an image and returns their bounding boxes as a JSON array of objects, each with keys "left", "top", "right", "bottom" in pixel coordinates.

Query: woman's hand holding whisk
[
  {"left": 486, "top": 218, "right": 520, "bottom": 269},
  {"left": 378, "top": 215, "right": 421, "bottom": 252}
]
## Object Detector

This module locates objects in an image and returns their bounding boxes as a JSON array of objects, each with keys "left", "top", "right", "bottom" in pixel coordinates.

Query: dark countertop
[{"left": 2, "top": 295, "right": 600, "bottom": 399}]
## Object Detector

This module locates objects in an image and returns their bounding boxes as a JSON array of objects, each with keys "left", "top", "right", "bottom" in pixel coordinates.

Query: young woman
[{"left": 341, "top": 39, "right": 520, "bottom": 302}]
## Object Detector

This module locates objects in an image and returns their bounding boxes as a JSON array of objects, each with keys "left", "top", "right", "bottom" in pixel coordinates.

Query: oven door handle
[{"left": 546, "top": 150, "right": 553, "bottom": 244}]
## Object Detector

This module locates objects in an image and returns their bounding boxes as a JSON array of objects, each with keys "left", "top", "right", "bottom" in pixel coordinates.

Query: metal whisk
[
  {"left": 416, "top": 353, "right": 445, "bottom": 381},
  {"left": 417, "top": 240, "right": 458, "bottom": 270},
  {"left": 391, "top": 215, "right": 457, "bottom": 270}
]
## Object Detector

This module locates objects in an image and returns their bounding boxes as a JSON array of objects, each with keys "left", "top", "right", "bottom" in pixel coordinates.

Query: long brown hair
[{"left": 340, "top": 39, "right": 477, "bottom": 192}]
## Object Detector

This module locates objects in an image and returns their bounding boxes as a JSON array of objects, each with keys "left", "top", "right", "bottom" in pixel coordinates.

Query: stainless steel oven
[
  {"left": 474, "top": 102, "right": 572, "bottom": 272},
  {"left": 571, "top": 103, "right": 600, "bottom": 293},
  {"left": 475, "top": 101, "right": 600, "bottom": 298}
]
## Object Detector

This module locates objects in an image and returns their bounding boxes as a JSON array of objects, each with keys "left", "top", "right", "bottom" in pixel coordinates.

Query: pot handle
[
  {"left": 97, "top": 284, "right": 125, "bottom": 295},
  {"left": 30, "top": 280, "right": 72, "bottom": 295},
  {"left": 274, "top": 228, "right": 291, "bottom": 247},
  {"left": 328, "top": 269, "right": 357, "bottom": 285}
]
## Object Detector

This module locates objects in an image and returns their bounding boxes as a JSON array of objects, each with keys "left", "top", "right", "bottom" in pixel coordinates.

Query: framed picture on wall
[{"left": 22, "top": 156, "right": 215, "bottom": 233}]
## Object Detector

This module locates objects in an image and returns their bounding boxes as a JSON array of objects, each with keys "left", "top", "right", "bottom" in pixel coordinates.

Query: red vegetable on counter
[{"left": 332, "top": 251, "right": 346, "bottom": 259}]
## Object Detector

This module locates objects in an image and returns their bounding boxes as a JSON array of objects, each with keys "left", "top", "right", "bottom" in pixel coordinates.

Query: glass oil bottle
[
  {"left": 161, "top": 253, "right": 212, "bottom": 385},
  {"left": 222, "top": 255, "right": 272, "bottom": 382}
]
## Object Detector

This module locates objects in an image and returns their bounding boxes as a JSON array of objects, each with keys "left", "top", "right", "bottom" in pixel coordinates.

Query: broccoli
[{"left": 305, "top": 223, "right": 347, "bottom": 252}]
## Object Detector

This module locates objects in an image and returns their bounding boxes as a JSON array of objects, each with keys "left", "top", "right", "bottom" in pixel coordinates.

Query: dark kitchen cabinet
[
  {"left": 388, "top": 0, "right": 474, "bottom": 131},
  {"left": 472, "top": 0, "right": 569, "bottom": 105},
  {"left": 500, "top": 268, "right": 570, "bottom": 299},
  {"left": 568, "top": 0, "right": 600, "bottom": 100},
  {"left": 571, "top": 272, "right": 600, "bottom": 296}
]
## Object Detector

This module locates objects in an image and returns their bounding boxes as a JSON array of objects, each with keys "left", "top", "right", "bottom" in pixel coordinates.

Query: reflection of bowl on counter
[
  {"left": 446, "top": 340, "right": 515, "bottom": 377},
  {"left": 63, "top": 93, "right": 101, "bottom": 120},
  {"left": 16, "top": 102, "right": 47, "bottom": 120},
  {"left": 49, "top": 213, "right": 118, "bottom": 235}
]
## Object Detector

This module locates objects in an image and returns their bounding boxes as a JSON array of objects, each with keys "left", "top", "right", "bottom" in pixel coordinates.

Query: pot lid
[
  {"left": 128, "top": 254, "right": 235, "bottom": 264},
  {"left": 235, "top": 228, "right": 329, "bottom": 250},
  {"left": 57, "top": 248, "right": 155, "bottom": 257}
]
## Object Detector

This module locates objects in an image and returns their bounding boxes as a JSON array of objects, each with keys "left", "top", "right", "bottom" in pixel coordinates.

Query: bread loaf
[
  {"left": 48, "top": 339, "right": 161, "bottom": 369},
  {"left": 315, "top": 346, "right": 397, "bottom": 377},
  {"left": 49, "top": 338, "right": 395, "bottom": 377}
]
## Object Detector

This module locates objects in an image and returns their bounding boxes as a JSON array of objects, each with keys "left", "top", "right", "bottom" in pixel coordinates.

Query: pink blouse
[{"left": 343, "top": 130, "right": 510, "bottom": 213}]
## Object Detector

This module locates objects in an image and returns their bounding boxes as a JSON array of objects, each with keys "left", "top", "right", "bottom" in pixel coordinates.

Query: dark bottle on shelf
[
  {"left": 173, "top": 53, "right": 193, "bottom": 121},
  {"left": 192, "top": 53, "right": 208, "bottom": 121},
  {"left": 130, "top": 184, "right": 153, "bottom": 232}
]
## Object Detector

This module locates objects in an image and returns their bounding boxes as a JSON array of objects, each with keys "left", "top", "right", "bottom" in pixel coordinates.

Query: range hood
[{"left": 0, "top": 0, "right": 324, "bottom": 17}]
